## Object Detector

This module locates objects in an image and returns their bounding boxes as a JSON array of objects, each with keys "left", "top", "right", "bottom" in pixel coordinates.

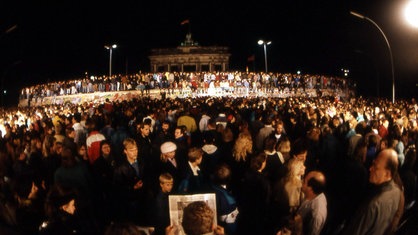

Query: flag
[
  {"left": 180, "top": 19, "right": 190, "bottom": 25},
  {"left": 247, "top": 54, "right": 255, "bottom": 62}
]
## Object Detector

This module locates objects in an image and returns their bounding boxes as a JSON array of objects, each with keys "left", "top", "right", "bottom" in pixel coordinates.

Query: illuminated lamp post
[
  {"left": 258, "top": 39, "right": 272, "bottom": 73},
  {"left": 404, "top": 0, "right": 418, "bottom": 28},
  {"left": 350, "top": 11, "right": 395, "bottom": 103},
  {"left": 104, "top": 44, "right": 117, "bottom": 77}
]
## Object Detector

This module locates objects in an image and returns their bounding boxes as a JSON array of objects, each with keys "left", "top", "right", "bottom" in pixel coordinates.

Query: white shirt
[
  {"left": 188, "top": 161, "right": 201, "bottom": 176},
  {"left": 168, "top": 157, "right": 177, "bottom": 168},
  {"left": 297, "top": 193, "right": 327, "bottom": 235}
]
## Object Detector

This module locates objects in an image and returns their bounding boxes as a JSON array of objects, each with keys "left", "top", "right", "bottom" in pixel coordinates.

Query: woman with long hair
[
  {"left": 271, "top": 158, "right": 306, "bottom": 233},
  {"left": 229, "top": 132, "right": 253, "bottom": 193},
  {"left": 276, "top": 136, "right": 291, "bottom": 162}
]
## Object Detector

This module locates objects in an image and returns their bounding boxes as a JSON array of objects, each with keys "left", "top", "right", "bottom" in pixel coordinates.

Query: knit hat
[{"left": 161, "top": 141, "right": 177, "bottom": 154}]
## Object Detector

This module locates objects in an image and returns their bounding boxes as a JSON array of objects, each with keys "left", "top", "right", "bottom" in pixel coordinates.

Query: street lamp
[
  {"left": 258, "top": 39, "right": 272, "bottom": 73},
  {"left": 404, "top": 0, "right": 418, "bottom": 28},
  {"left": 350, "top": 11, "right": 395, "bottom": 103},
  {"left": 104, "top": 44, "right": 117, "bottom": 77}
]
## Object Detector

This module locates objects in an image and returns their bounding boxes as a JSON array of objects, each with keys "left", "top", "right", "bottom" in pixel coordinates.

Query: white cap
[{"left": 160, "top": 141, "right": 177, "bottom": 154}]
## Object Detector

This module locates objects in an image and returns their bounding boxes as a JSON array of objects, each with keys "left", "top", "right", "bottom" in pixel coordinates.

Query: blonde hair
[
  {"left": 283, "top": 158, "right": 305, "bottom": 209},
  {"left": 123, "top": 138, "right": 137, "bottom": 150},
  {"left": 233, "top": 132, "right": 253, "bottom": 162},
  {"left": 277, "top": 138, "right": 291, "bottom": 154},
  {"left": 348, "top": 118, "right": 357, "bottom": 129},
  {"left": 285, "top": 158, "right": 305, "bottom": 185}
]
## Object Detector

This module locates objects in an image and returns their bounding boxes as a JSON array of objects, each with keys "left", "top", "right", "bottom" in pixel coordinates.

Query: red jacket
[{"left": 86, "top": 131, "right": 106, "bottom": 164}]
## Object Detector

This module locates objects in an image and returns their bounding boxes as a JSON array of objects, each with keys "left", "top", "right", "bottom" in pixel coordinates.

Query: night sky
[{"left": 1, "top": 0, "right": 417, "bottom": 106}]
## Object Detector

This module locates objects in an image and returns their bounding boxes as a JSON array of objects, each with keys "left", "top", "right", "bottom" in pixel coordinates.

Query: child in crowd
[{"left": 153, "top": 173, "right": 174, "bottom": 235}]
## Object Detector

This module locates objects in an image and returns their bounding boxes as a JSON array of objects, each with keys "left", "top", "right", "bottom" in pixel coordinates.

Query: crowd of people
[
  {"left": 19, "top": 71, "right": 355, "bottom": 103},
  {"left": 1, "top": 83, "right": 417, "bottom": 234}
]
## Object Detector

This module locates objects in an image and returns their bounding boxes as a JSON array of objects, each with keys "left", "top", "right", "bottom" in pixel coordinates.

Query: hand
[
  {"left": 293, "top": 214, "right": 303, "bottom": 235},
  {"left": 28, "top": 182, "right": 38, "bottom": 200},
  {"left": 214, "top": 225, "right": 225, "bottom": 235},
  {"left": 134, "top": 180, "right": 143, "bottom": 190},
  {"left": 165, "top": 225, "right": 177, "bottom": 235}
]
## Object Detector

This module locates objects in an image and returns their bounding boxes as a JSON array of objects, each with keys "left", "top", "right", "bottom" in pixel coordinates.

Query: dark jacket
[
  {"left": 178, "top": 163, "right": 209, "bottom": 194},
  {"left": 238, "top": 168, "right": 271, "bottom": 235},
  {"left": 112, "top": 158, "right": 146, "bottom": 221},
  {"left": 39, "top": 210, "right": 92, "bottom": 235},
  {"left": 158, "top": 154, "right": 187, "bottom": 193},
  {"left": 151, "top": 190, "right": 170, "bottom": 235}
]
